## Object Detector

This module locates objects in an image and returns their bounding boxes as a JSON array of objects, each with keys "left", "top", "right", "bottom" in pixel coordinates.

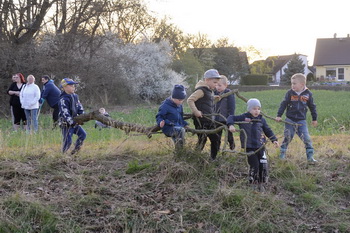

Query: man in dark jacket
[{"left": 40, "top": 75, "right": 61, "bottom": 126}]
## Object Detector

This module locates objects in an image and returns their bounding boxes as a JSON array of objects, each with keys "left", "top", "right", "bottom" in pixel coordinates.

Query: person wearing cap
[
  {"left": 156, "top": 84, "right": 189, "bottom": 151},
  {"left": 58, "top": 78, "right": 86, "bottom": 155},
  {"left": 187, "top": 69, "right": 221, "bottom": 160},
  {"left": 227, "top": 98, "right": 279, "bottom": 189},
  {"left": 40, "top": 75, "right": 61, "bottom": 127},
  {"left": 20, "top": 75, "right": 41, "bottom": 133}
]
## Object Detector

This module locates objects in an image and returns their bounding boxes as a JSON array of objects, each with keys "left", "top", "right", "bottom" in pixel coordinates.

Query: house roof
[
  {"left": 313, "top": 37, "right": 350, "bottom": 66},
  {"left": 270, "top": 55, "right": 293, "bottom": 74}
]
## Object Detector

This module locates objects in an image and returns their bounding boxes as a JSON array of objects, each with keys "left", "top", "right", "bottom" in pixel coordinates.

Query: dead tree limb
[
  {"left": 215, "top": 89, "right": 300, "bottom": 126},
  {"left": 74, "top": 110, "right": 224, "bottom": 137},
  {"left": 74, "top": 110, "right": 161, "bottom": 137}
]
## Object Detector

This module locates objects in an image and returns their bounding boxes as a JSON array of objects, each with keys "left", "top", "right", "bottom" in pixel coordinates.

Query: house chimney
[{"left": 334, "top": 33, "right": 337, "bottom": 38}]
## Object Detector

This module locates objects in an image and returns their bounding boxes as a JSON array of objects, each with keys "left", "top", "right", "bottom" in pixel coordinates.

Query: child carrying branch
[{"left": 228, "top": 98, "right": 279, "bottom": 188}]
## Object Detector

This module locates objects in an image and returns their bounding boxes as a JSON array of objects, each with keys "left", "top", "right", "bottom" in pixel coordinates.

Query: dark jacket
[
  {"left": 214, "top": 88, "right": 235, "bottom": 123},
  {"left": 7, "top": 82, "right": 25, "bottom": 107},
  {"left": 227, "top": 112, "right": 277, "bottom": 149},
  {"left": 277, "top": 88, "right": 317, "bottom": 121},
  {"left": 58, "top": 91, "right": 84, "bottom": 126},
  {"left": 41, "top": 80, "right": 61, "bottom": 107},
  {"left": 195, "top": 86, "right": 214, "bottom": 116},
  {"left": 156, "top": 98, "right": 188, "bottom": 137}
]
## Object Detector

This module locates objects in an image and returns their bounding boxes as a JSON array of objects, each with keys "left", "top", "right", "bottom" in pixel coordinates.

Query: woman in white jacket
[{"left": 20, "top": 75, "right": 41, "bottom": 132}]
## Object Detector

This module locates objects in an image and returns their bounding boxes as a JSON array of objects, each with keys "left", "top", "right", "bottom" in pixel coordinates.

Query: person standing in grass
[
  {"left": 20, "top": 75, "right": 41, "bottom": 133},
  {"left": 228, "top": 98, "right": 279, "bottom": 186},
  {"left": 7, "top": 73, "right": 27, "bottom": 131},
  {"left": 187, "top": 69, "right": 221, "bottom": 161},
  {"left": 58, "top": 78, "right": 86, "bottom": 155},
  {"left": 40, "top": 75, "right": 61, "bottom": 127},
  {"left": 275, "top": 73, "right": 318, "bottom": 162},
  {"left": 156, "top": 84, "right": 188, "bottom": 151},
  {"left": 214, "top": 75, "right": 236, "bottom": 150}
]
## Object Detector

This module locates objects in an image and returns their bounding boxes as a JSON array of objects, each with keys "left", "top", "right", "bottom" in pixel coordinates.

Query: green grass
[{"left": 0, "top": 90, "right": 350, "bottom": 232}]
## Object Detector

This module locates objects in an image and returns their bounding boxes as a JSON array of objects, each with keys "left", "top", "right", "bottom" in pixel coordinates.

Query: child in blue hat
[{"left": 156, "top": 84, "right": 188, "bottom": 151}]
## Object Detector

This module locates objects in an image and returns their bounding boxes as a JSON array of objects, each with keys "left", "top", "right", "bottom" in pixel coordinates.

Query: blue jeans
[
  {"left": 61, "top": 125, "right": 87, "bottom": 153},
  {"left": 24, "top": 109, "right": 39, "bottom": 132},
  {"left": 170, "top": 126, "right": 186, "bottom": 151},
  {"left": 280, "top": 118, "right": 314, "bottom": 159}
]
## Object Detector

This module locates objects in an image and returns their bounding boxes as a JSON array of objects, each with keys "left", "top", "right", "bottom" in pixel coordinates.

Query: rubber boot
[
  {"left": 306, "top": 148, "right": 317, "bottom": 163},
  {"left": 279, "top": 148, "right": 287, "bottom": 159}
]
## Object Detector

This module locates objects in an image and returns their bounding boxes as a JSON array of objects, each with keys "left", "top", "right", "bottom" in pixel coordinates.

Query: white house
[{"left": 270, "top": 54, "right": 312, "bottom": 84}]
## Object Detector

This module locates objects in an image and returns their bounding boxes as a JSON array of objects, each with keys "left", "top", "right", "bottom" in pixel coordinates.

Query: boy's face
[
  {"left": 63, "top": 84, "right": 75, "bottom": 94},
  {"left": 216, "top": 80, "right": 227, "bottom": 92},
  {"left": 205, "top": 78, "right": 220, "bottom": 90},
  {"left": 249, "top": 106, "right": 261, "bottom": 117},
  {"left": 291, "top": 79, "right": 305, "bottom": 92},
  {"left": 172, "top": 98, "right": 185, "bottom": 106}
]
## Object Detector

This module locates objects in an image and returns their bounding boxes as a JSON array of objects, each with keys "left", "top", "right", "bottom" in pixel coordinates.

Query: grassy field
[{"left": 0, "top": 90, "right": 349, "bottom": 232}]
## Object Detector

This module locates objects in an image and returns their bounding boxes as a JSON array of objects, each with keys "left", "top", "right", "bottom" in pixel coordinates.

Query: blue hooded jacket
[
  {"left": 227, "top": 112, "right": 277, "bottom": 149},
  {"left": 156, "top": 98, "right": 188, "bottom": 137},
  {"left": 58, "top": 91, "right": 84, "bottom": 126},
  {"left": 41, "top": 80, "right": 61, "bottom": 107},
  {"left": 277, "top": 88, "right": 317, "bottom": 121}
]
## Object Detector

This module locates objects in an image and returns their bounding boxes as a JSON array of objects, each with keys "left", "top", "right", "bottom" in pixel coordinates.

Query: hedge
[{"left": 241, "top": 74, "right": 269, "bottom": 85}]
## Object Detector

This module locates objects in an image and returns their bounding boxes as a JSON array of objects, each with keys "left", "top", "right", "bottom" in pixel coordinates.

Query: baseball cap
[
  {"left": 204, "top": 69, "right": 221, "bottom": 79},
  {"left": 61, "top": 78, "right": 78, "bottom": 87}
]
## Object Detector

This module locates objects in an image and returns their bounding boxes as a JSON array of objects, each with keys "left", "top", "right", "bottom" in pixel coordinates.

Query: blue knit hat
[
  {"left": 247, "top": 98, "right": 261, "bottom": 111},
  {"left": 172, "top": 84, "right": 187, "bottom": 100}
]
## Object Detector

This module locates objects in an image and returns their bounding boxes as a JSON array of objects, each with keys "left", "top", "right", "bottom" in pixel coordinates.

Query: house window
[
  {"left": 326, "top": 68, "right": 336, "bottom": 80},
  {"left": 338, "top": 68, "right": 344, "bottom": 80}
]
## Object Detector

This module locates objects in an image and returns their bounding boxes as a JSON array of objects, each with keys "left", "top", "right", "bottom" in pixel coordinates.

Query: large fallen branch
[
  {"left": 74, "top": 110, "right": 225, "bottom": 137},
  {"left": 74, "top": 110, "right": 161, "bottom": 137}
]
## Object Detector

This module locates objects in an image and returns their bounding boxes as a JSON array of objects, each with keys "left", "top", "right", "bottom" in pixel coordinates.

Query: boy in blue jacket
[
  {"left": 228, "top": 98, "right": 279, "bottom": 185},
  {"left": 156, "top": 84, "right": 188, "bottom": 151},
  {"left": 58, "top": 78, "right": 86, "bottom": 155},
  {"left": 275, "top": 73, "right": 317, "bottom": 162}
]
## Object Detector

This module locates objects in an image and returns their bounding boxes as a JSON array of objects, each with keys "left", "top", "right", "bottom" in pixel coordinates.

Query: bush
[{"left": 241, "top": 74, "right": 269, "bottom": 85}]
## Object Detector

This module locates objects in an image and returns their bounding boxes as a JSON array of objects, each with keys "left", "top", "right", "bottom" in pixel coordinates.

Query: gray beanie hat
[{"left": 247, "top": 98, "right": 261, "bottom": 111}]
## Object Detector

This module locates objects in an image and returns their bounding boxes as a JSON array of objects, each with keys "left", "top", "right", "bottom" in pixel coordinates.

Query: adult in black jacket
[{"left": 7, "top": 73, "right": 26, "bottom": 130}]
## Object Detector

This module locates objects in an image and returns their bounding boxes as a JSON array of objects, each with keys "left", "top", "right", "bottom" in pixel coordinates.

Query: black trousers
[
  {"left": 246, "top": 148, "right": 268, "bottom": 183},
  {"left": 217, "top": 126, "right": 235, "bottom": 150},
  {"left": 193, "top": 119, "right": 220, "bottom": 159},
  {"left": 52, "top": 104, "right": 59, "bottom": 123}
]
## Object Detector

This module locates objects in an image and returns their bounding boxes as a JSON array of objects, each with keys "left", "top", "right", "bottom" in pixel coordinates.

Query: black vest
[{"left": 194, "top": 86, "right": 214, "bottom": 115}]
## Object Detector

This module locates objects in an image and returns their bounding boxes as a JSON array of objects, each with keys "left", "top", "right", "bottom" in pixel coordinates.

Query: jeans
[
  {"left": 280, "top": 118, "right": 314, "bottom": 159},
  {"left": 24, "top": 109, "right": 39, "bottom": 132},
  {"left": 170, "top": 126, "right": 186, "bottom": 151},
  {"left": 61, "top": 125, "right": 87, "bottom": 153}
]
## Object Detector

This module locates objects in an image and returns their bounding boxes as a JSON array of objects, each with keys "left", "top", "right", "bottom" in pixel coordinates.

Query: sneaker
[
  {"left": 71, "top": 148, "right": 80, "bottom": 155},
  {"left": 307, "top": 158, "right": 317, "bottom": 164}
]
